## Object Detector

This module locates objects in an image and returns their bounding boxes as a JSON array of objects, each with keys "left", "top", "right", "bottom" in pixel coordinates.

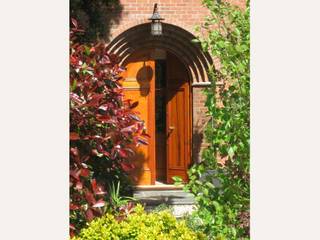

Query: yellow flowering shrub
[{"left": 72, "top": 204, "right": 206, "bottom": 240}]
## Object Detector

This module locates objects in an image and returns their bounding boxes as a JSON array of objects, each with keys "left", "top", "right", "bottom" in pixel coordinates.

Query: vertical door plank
[
  {"left": 122, "top": 56, "right": 155, "bottom": 185},
  {"left": 166, "top": 52, "right": 191, "bottom": 184}
]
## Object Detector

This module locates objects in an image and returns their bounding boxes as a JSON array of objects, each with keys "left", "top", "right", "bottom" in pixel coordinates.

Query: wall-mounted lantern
[{"left": 149, "top": 3, "right": 164, "bottom": 36}]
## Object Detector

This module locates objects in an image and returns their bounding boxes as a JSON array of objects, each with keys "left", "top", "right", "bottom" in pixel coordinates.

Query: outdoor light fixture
[{"left": 149, "top": 3, "right": 164, "bottom": 36}]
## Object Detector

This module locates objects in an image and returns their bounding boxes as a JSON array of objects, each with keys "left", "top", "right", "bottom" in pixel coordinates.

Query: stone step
[
  {"left": 134, "top": 190, "right": 195, "bottom": 205},
  {"left": 133, "top": 189, "right": 196, "bottom": 218}
]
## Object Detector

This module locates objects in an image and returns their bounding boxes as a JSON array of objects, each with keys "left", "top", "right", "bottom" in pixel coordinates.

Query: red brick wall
[
  {"left": 192, "top": 86, "right": 210, "bottom": 162},
  {"left": 108, "top": 0, "right": 246, "bottom": 163},
  {"left": 108, "top": 0, "right": 209, "bottom": 41},
  {"left": 108, "top": 0, "right": 246, "bottom": 41}
]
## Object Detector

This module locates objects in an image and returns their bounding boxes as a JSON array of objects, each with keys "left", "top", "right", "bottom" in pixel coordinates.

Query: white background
[{"left": 0, "top": 0, "right": 320, "bottom": 239}]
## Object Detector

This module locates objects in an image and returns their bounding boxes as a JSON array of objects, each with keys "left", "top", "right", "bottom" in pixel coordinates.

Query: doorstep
[
  {"left": 133, "top": 188, "right": 195, "bottom": 218},
  {"left": 134, "top": 181, "right": 184, "bottom": 191},
  {"left": 134, "top": 185, "right": 183, "bottom": 191}
]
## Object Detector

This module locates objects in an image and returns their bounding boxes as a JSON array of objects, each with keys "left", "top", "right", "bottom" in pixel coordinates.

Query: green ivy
[{"left": 184, "top": 1, "right": 250, "bottom": 239}]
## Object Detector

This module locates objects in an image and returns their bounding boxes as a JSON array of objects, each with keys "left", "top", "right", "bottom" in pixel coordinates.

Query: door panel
[
  {"left": 167, "top": 89, "right": 185, "bottom": 170},
  {"left": 122, "top": 56, "right": 155, "bottom": 185},
  {"left": 166, "top": 52, "right": 191, "bottom": 184},
  {"left": 166, "top": 83, "right": 190, "bottom": 183}
]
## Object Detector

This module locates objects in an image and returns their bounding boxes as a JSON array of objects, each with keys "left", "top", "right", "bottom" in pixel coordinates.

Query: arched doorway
[
  {"left": 108, "top": 23, "right": 212, "bottom": 84},
  {"left": 122, "top": 49, "right": 191, "bottom": 185},
  {"left": 108, "top": 22, "right": 212, "bottom": 186}
]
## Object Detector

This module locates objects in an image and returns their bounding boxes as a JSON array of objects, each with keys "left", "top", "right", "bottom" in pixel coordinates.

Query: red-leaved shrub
[{"left": 70, "top": 19, "right": 147, "bottom": 237}]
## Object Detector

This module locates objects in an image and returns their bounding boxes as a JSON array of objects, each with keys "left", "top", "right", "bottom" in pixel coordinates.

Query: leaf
[
  {"left": 70, "top": 203, "right": 80, "bottom": 210},
  {"left": 130, "top": 101, "right": 139, "bottom": 109},
  {"left": 205, "top": 182, "right": 215, "bottom": 189},
  {"left": 118, "top": 149, "right": 128, "bottom": 158},
  {"left": 120, "top": 162, "right": 134, "bottom": 172},
  {"left": 227, "top": 147, "right": 235, "bottom": 158},
  {"left": 212, "top": 201, "right": 222, "bottom": 212},
  {"left": 80, "top": 168, "right": 90, "bottom": 178},
  {"left": 84, "top": 46, "right": 91, "bottom": 56},
  {"left": 137, "top": 137, "right": 148, "bottom": 145},
  {"left": 82, "top": 94, "right": 105, "bottom": 107},
  {"left": 172, "top": 176, "right": 183, "bottom": 186},
  {"left": 70, "top": 132, "right": 80, "bottom": 140},
  {"left": 124, "top": 148, "right": 135, "bottom": 156},
  {"left": 70, "top": 92, "right": 83, "bottom": 105},
  {"left": 85, "top": 191, "right": 96, "bottom": 205},
  {"left": 91, "top": 179, "right": 97, "bottom": 192},
  {"left": 71, "top": 18, "right": 78, "bottom": 28},
  {"left": 75, "top": 181, "right": 83, "bottom": 190},
  {"left": 141, "top": 131, "right": 151, "bottom": 138},
  {"left": 217, "top": 41, "right": 225, "bottom": 48},
  {"left": 85, "top": 209, "right": 94, "bottom": 221},
  {"left": 71, "top": 79, "right": 77, "bottom": 91},
  {"left": 92, "top": 199, "right": 105, "bottom": 208},
  {"left": 121, "top": 124, "right": 137, "bottom": 133},
  {"left": 70, "top": 147, "right": 79, "bottom": 157},
  {"left": 90, "top": 47, "right": 95, "bottom": 53},
  {"left": 69, "top": 223, "right": 76, "bottom": 230},
  {"left": 96, "top": 114, "right": 111, "bottom": 122},
  {"left": 98, "top": 104, "right": 108, "bottom": 113},
  {"left": 70, "top": 170, "right": 80, "bottom": 180},
  {"left": 128, "top": 114, "right": 141, "bottom": 122},
  {"left": 100, "top": 55, "right": 110, "bottom": 65}
]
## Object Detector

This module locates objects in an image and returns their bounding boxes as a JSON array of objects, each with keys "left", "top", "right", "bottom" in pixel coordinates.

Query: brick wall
[
  {"left": 108, "top": 0, "right": 209, "bottom": 41},
  {"left": 192, "top": 86, "right": 210, "bottom": 163},
  {"left": 108, "top": 0, "right": 246, "bottom": 163},
  {"left": 108, "top": 0, "right": 246, "bottom": 41}
]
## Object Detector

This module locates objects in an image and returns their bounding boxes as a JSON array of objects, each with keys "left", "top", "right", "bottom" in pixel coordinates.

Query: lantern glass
[{"left": 151, "top": 21, "right": 162, "bottom": 36}]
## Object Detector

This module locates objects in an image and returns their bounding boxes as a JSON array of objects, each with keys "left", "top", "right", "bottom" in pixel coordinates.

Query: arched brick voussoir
[{"left": 107, "top": 23, "right": 213, "bottom": 84}]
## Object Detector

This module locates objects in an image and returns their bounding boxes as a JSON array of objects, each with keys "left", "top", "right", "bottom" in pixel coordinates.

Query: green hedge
[{"left": 72, "top": 205, "right": 206, "bottom": 240}]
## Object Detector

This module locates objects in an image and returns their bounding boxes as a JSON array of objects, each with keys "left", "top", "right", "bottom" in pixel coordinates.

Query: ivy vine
[{"left": 184, "top": 1, "right": 250, "bottom": 239}]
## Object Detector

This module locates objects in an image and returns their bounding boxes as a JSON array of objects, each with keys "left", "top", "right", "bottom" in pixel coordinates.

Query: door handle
[{"left": 169, "top": 126, "right": 175, "bottom": 131}]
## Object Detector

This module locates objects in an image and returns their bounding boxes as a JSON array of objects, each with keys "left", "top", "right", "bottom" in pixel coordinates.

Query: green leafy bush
[
  {"left": 72, "top": 205, "right": 206, "bottom": 240},
  {"left": 183, "top": 0, "right": 250, "bottom": 239}
]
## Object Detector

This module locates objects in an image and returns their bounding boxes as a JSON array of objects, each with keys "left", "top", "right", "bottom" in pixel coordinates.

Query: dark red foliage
[{"left": 70, "top": 19, "right": 145, "bottom": 236}]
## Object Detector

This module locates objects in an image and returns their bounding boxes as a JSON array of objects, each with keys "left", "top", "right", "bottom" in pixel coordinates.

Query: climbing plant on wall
[{"left": 184, "top": 1, "right": 250, "bottom": 239}]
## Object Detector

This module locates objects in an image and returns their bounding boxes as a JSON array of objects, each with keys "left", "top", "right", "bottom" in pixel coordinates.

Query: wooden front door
[
  {"left": 166, "top": 52, "right": 191, "bottom": 184},
  {"left": 123, "top": 50, "right": 190, "bottom": 185},
  {"left": 122, "top": 52, "right": 155, "bottom": 185}
]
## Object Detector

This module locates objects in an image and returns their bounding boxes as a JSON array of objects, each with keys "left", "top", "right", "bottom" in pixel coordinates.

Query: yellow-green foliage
[{"left": 72, "top": 204, "right": 206, "bottom": 240}]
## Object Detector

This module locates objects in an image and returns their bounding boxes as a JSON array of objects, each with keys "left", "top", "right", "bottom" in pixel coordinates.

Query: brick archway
[
  {"left": 108, "top": 22, "right": 211, "bottom": 167},
  {"left": 107, "top": 22, "right": 213, "bottom": 84}
]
